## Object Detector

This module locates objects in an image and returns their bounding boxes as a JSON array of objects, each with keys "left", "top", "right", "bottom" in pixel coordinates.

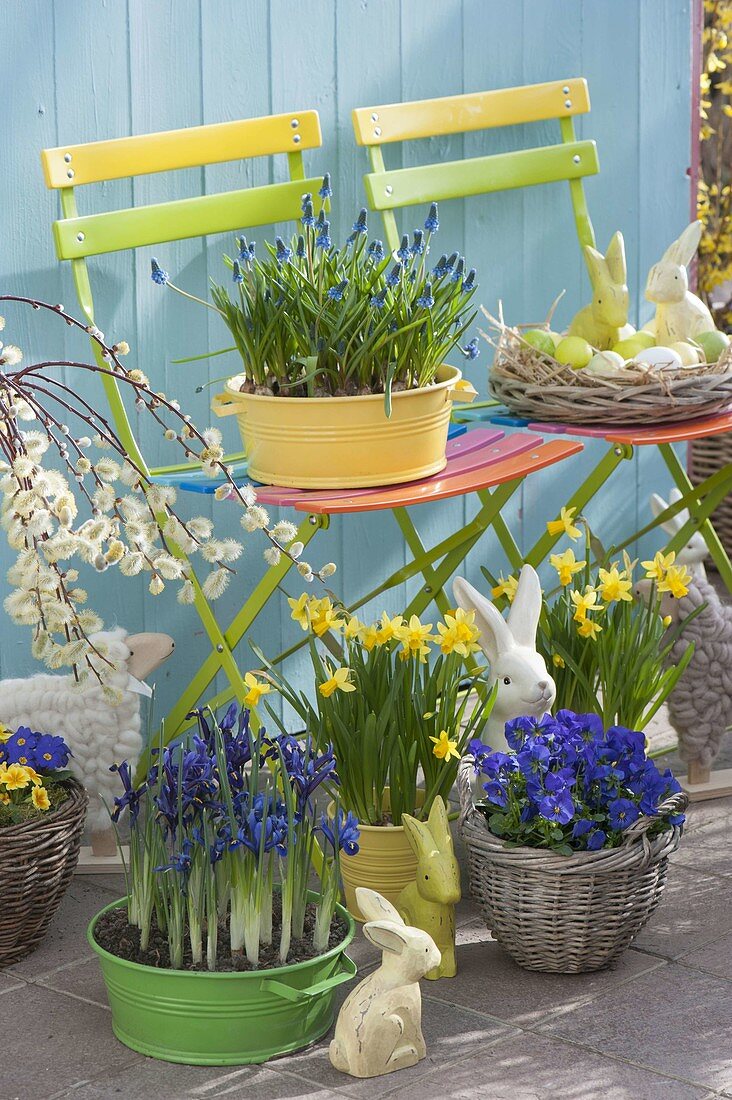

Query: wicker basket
[
  {"left": 457, "top": 759, "right": 687, "bottom": 973},
  {"left": 690, "top": 432, "right": 732, "bottom": 559},
  {"left": 0, "top": 779, "right": 88, "bottom": 967},
  {"left": 488, "top": 321, "right": 732, "bottom": 426}
]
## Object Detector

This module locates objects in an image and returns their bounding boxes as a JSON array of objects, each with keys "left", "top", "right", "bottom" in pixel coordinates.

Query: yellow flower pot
[
  {"left": 332, "top": 789, "right": 426, "bottom": 922},
  {"left": 212, "top": 365, "right": 476, "bottom": 489}
]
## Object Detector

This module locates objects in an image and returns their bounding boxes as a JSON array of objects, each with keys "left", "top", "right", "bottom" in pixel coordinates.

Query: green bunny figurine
[
  {"left": 398, "top": 796, "right": 461, "bottom": 980},
  {"left": 568, "top": 231, "right": 634, "bottom": 351}
]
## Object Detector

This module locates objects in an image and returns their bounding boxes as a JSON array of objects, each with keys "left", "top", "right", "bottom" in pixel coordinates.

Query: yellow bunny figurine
[
  {"left": 568, "top": 232, "right": 634, "bottom": 351},
  {"left": 398, "top": 796, "right": 461, "bottom": 979}
]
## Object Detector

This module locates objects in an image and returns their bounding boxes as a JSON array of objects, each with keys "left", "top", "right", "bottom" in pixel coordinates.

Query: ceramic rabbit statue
[
  {"left": 650, "top": 488, "right": 708, "bottom": 580},
  {"left": 644, "top": 221, "right": 714, "bottom": 344},
  {"left": 568, "top": 232, "right": 634, "bottom": 350},
  {"left": 398, "top": 796, "right": 461, "bottom": 980},
  {"left": 329, "top": 888, "right": 440, "bottom": 1079},
  {"left": 453, "top": 564, "right": 555, "bottom": 753}
]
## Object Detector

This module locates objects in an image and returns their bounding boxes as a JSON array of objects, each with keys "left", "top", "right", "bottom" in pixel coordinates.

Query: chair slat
[
  {"left": 353, "top": 79, "right": 589, "bottom": 147},
  {"left": 42, "top": 112, "right": 322, "bottom": 188},
  {"left": 363, "top": 141, "right": 598, "bottom": 211},
  {"left": 52, "top": 177, "right": 323, "bottom": 259}
]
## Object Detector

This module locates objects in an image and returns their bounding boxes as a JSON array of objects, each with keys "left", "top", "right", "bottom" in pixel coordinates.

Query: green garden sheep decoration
[{"left": 398, "top": 796, "right": 460, "bottom": 979}]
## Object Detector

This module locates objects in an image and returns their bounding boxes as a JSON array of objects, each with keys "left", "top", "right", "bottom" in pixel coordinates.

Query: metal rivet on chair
[
  {"left": 290, "top": 118, "right": 299, "bottom": 128},
  {"left": 374, "top": 126, "right": 382, "bottom": 136},
  {"left": 385, "top": 184, "right": 393, "bottom": 195},
  {"left": 565, "top": 99, "right": 572, "bottom": 109},
  {"left": 216, "top": 644, "right": 224, "bottom": 653},
  {"left": 292, "top": 134, "right": 301, "bottom": 144},
  {"left": 67, "top": 169, "right": 75, "bottom": 179},
  {"left": 371, "top": 112, "right": 378, "bottom": 121},
  {"left": 573, "top": 154, "right": 581, "bottom": 164},
  {"left": 76, "top": 232, "right": 85, "bottom": 242},
  {"left": 64, "top": 153, "right": 72, "bottom": 163},
  {"left": 562, "top": 85, "right": 570, "bottom": 94}
]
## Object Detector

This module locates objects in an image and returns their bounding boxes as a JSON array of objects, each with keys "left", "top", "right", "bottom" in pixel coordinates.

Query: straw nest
[{"left": 485, "top": 307, "right": 732, "bottom": 426}]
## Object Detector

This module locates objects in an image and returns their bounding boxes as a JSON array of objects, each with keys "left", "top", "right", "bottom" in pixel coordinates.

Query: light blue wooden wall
[{"left": 0, "top": 0, "right": 693, "bottom": 719}]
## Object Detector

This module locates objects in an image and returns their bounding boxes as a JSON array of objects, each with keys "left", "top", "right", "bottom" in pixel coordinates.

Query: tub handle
[
  {"left": 259, "top": 952, "right": 357, "bottom": 1003},
  {"left": 212, "top": 392, "right": 239, "bottom": 418},
  {"left": 447, "top": 379, "right": 478, "bottom": 404}
]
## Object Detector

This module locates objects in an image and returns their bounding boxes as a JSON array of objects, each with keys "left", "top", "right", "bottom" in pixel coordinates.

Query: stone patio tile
[
  {"left": 7, "top": 876, "right": 121, "bottom": 979},
  {"left": 670, "top": 816, "right": 732, "bottom": 877},
  {"left": 632, "top": 866, "right": 732, "bottom": 959},
  {"left": 542, "top": 961, "right": 732, "bottom": 1093},
  {"left": 677, "top": 930, "right": 732, "bottom": 981},
  {"left": 381, "top": 1029, "right": 712, "bottom": 1100},
  {"left": 38, "top": 955, "right": 110, "bottom": 1008},
  {"left": 680, "top": 795, "right": 732, "bottom": 833},
  {"left": 3, "top": 984, "right": 140, "bottom": 1099},
  {"left": 0, "top": 970, "right": 26, "bottom": 993},
  {"left": 417, "top": 936, "right": 664, "bottom": 1027},
  {"left": 270, "top": 990, "right": 515, "bottom": 1099}
]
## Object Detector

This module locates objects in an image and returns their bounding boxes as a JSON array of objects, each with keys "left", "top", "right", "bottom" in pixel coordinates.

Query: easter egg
[
  {"left": 632, "top": 331, "right": 656, "bottom": 349},
  {"left": 634, "top": 346, "right": 683, "bottom": 370},
  {"left": 585, "top": 350, "right": 625, "bottom": 376},
  {"left": 669, "top": 341, "right": 701, "bottom": 367},
  {"left": 554, "top": 336, "right": 593, "bottom": 370},
  {"left": 522, "top": 329, "right": 556, "bottom": 356},
  {"left": 546, "top": 330, "right": 563, "bottom": 349},
  {"left": 612, "top": 336, "right": 653, "bottom": 360},
  {"left": 695, "top": 329, "right": 731, "bottom": 364}
]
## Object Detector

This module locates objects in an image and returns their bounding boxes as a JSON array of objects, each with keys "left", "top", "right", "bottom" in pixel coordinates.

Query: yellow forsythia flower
[
  {"left": 243, "top": 672, "right": 270, "bottom": 708},
  {"left": 430, "top": 730, "right": 461, "bottom": 762},
  {"left": 318, "top": 665, "right": 357, "bottom": 698},
  {"left": 492, "top": 574, "right": 518, "bottom": 602},
  {"left": 546, "top": 506, "right": 581, "bottom": 540},
  {"left": 597, "top": 565, "right": 633, "bottom": 604},
  {"left": 550, "top": 548, "right": 586, "bottom": 586}
]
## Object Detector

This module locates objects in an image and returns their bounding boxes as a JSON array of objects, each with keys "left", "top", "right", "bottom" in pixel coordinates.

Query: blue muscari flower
[
  {"left": 275, "top": 236, "right": 292, "bottom": 264},
  {"left": 301, "top": 198, "right": 315, "bottom": 228},
  {"left": 319, "top": 172, "right": 332, "bottom": 199},
  {"left": 451, "top": 257, "right": 465, "bottom": 283},
  {"left": 232, "top": 260, "right": 243, "bottom": 284},
  {"left": 296, "top": 234, "right": 306, "bottom": 258},
  {"left": 432, "top": 254, "right": 449, "bottom": 279},
  {"left": 370, "top": 287, "right": 388, "bottom": 309},
  {"left": 396, "top": 234, "right": 411, "bottom": 262},
  {"left": 416, "top": 282, "right": 434, "bottom": 309},
  {"left": 321, "top": 807, "right": 360, "bottom": 856},
  {"left": 461, "top": 338, "right": 480, "bottom": 360},
  {"left": 538, "top": 788, "right": 574, "bottom": 825},
  {"left": 367, "top": 239, "right": 385, "bottom": 263},
  {"left": 150, "top": 258, "right": 169, "bottom": 285},
  {"left": 462, "top": 268, "right": 477, "bottom": 292},
  {"left": 300, "top": 191, "right": 312, "bottom": 213},
  {"left": 607, "top": 797, "right": 640, "bottom": 831},
  {"left": 386, "top": 263, "right": 402, "bottom": 287},
  {"left": 410, "top": 229, "right": 424, "bottom": 255},
  {"left": 352, "top": 208, "right": 368, "bottom": 235},
  {"left": 327, "top": 278, "right": 349, "bottom": 302},
  {"left": 315, "top": 208, "right": 326, "bottom": 228},
  {"left": 445, "top": 251, "right": 458, "bottom": 273},
  {"left": 315, "top": 220, "right": 332, "bottom": 249},
  {"left": 424, "top": 202, "right": 439, "bottom": 233}
]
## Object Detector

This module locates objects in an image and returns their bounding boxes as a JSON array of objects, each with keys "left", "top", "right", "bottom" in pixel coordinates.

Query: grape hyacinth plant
[
  {"left": 110, "top": 704, "right": 358, "bottom": 971},
  {"left": 0, "top": 724, "right": 73, "bottom": 825},
  {"left": 154, "top": 187, "right": 479, "bottom": 413},
  {"left": 470, "top": 710, "right": 685, "bottom": 855}
]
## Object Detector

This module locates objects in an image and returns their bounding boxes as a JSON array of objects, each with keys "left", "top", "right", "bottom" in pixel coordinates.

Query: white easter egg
[
  {"left": 669, "top": 341, "right": 702, "bottom": 367},
  {"left": 585, "top": 350, "right": 624, "bottom": 376},
  {"left": 634, "top": 346, "right": 683, "bottom": 371}
]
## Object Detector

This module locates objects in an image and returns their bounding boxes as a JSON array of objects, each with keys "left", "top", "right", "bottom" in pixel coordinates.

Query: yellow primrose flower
[
  {"left": 430, "top": 730, "right": 461, "bottom": 762},
  {"left": 0, "top": 791, "right": 9, "bottom": 805},
  {"left": 243, "top": 672, "right": 271, "bottom": 708},
  {"left": 547, "top": 506, "right": 581, "bottom": 540},
  {"left": 0, "top": 723, "right": 12, "bottom": 743},
  {"left": 492, "top": 574, "right": 518, "bottom": 603},
  {"left": 550, "top": 548, "right": 586, "bottom": 586},
  {"left": 570, "top": 586, "right": 599, "bottom": 623},
  {"left": 577, "top": 617, "right": 603, "bottom": 641},
  {"left": 597, "top": 565, "right": 633, "bottom": 604},
  {"left": 552, "top": 653, "right": 566, "bottom": 669},
  {"left": 436, "top": 608, "right": 481, "bottom": 657},
  {"left": 309, "top": 598, "right": 345, "bottom": 638},
  {"left": 642, "top": 549, "right": 676, "bottom": 581},
  {"left": 1, "top": 764, "right": 32, "bottom": 790},
  {"left": 288, "top": 593, "right": 311, "bottom": 631},
  {"left": 394, "top": 615, "right": 433, "bottom": 662},
  {"left": 658, "top": 564, "right": 691, "bottom": 599},
  {"left": 31, "top": 786, "right": 51, "bottom": 811},
  {"left": 318, "top": 665, "right": 357, "bottom": 698},
  {"left": 375, "top": 611, "right": 405, "bottom": 645},
  {"left": 343, "top": 616, "right": 364, "bottom": 641}
]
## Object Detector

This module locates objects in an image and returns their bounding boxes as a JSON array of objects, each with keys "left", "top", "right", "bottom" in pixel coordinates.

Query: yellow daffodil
[
  {"left": 31, "top": 786, "right": 51, "bottom": 811},
  {"left": 430, "top": 730, "right": 461, "bottom": 762},
  {"left": 359, "top": 623, "right": 380, "bottom": 651},
  {"left": 288, "top": 593, "right": 311, "bottom": 630},
  {"left": 0, "top": 724, "right": 12, "bottom": 743},
  {"left": 343, "top": 616, "right": 364, "bottom": 641},
  {"left": 552, "top": 653, "right": 566, "bottom": 669},
  {"left": 309, "top": 598, "right": 345, "bottom": 638},
  {"left": 642, "top": 549, "right": 676, "bottom": 581},
  {"left": 597, "top": 565, "right": 633, "bottom": 604},
  {"left": 394, "top": 615, "right": 433, "bottom": 662},
  {"left": 436, "top": 608, "right": 481, "bottom": 657},
  {"left": 318, "top": 665, "right": 357, "bottom": 698},
  {"left": 662, "top": 614, "right": 673, "bottom": 628},
  {"left": 243, "top": 672, "right": 271, "bottom": 708},
  {"left": 492, "top": 574, "right": 518, "bottom": 603},
  {"left": 570, "top": 586, "right": 599, "bottom": 623},
  {"left": 1, "top": 764, "right": 32, "bottom": 790},
  {"left": 577, "top": 617, "right": 602, "bottom": 641},
  {"left": 375, "top": 611, "right": 404, "bottom": 645},
  {"left": 550, "top": 548, "right": 586, "bottom": 586},
  {"left": 658, "top": 564, "right": 691, "bottom": 598},
  {"left": 547, "top": 506, "right": 581, "bottom": 540}
]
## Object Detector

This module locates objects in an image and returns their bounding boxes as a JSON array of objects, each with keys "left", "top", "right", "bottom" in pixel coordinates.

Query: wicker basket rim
[{"left": 0, "top": 777, "right": 87, "bottom": 841}]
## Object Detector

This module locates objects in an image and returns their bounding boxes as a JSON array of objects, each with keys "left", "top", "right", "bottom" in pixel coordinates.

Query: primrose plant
[{"left": 111, "top": 705, "right": 358, "bottom": 971}]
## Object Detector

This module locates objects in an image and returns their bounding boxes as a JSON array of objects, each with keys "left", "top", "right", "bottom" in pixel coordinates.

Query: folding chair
[{"left": 353, "top": 78, "right": 732, "bottom": 586}]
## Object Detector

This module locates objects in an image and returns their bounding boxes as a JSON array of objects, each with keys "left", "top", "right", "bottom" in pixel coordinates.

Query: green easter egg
[
  {"left": 612, "top": 336, "right": 650, "bottom": 360},
  {"left": 695, "top": 329, "right": 731, "bottom": 363},
  {"left": 554, "top": 336, "right": 593, "bottom": 370},
  {"left": 522, "top": 329, "right": 556, "bottom": 356},
  {"left": 631, "top": 331, "right": 656, "bottom": 350},
  {"left": 546, "top": 330, "right": 563, "bottom": 349}
]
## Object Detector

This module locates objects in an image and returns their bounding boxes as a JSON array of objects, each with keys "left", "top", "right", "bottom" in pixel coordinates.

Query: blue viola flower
[
  {"left": 321, "top": 807, "right": 360, "bottom": 856},
  {"left": 482, "top": 778, "right": 509, "bottom": 808},
  {"left": 607, "top": 797, "right": 640, "bottom": 831},
  {"left": 424, "top": 202, "right": 439, "bottom": 233},
  {"left": 572, "top": 817, "right": 594, "bottom": 839},
  {"left": 461, "top": 338, "right": 480, "bottom": 360},
  {"left": 315, "top": 220, "right": 332, "bottom": 249},
  {"left": 586, "top": 828, "right": 607, "bottom": 851},
  {"left": 667, "top": 812, "right": 685, "bottom": 827},
  {"left": 538, "top": 788, "right": 574, "bottom": 825},
  {"left": 416, "top": 283, "right": 434, "bottom": 309},
  {"left": 517, "top": 739, "right": 550, "bottom": 776},
  {"left": 318, "top": 173, "right": 333, "bottom": 199},
  {"left": 385, "top": 263, "right": 402, "bottom": 287},
  {"left": 327, "top": 278, "right": 349, "bottom": 302},
  {"left": 396, "top": 234, "right": 411, "bottom": 262},
  {"left": 410, "top": 230, "right": 424, "bottom": 255},
  {"left": 367, "top": 239, "right": 385, "bottom": 263},
  {"left": 150, "top": 258, "right": 169, "bottom": 285}
]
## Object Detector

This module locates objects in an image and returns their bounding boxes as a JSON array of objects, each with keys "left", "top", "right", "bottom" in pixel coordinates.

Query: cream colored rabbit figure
[
  {"left": 329, "top": 888, "right": 440, "bottom": 1080},
  {"left": 568, "top": 232, "right": 634, "bottom": 350},
  {"left": 398, "top": 796, "right": 461, "bottom": 980},
  {"left": 453, "top": 564, "right": 555, "bottom": 753},
  {"left": 644, "top": 221, "right": 714, "bottom": 343}
]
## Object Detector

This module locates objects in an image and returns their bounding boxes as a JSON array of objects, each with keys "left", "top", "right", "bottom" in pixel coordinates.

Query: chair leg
[{"left": 660, "top": 443, "right": 732, "bottom": 594}]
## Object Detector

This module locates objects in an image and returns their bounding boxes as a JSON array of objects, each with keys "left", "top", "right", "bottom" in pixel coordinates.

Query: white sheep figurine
[{"left": 0, "top": 627, "right": 174, "bottom": 831}]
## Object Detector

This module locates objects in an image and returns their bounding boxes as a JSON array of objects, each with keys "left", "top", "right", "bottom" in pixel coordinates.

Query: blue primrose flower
[
  {"left": 33, "top": 733, "right": 71, "bottom": 770},
  {"left": 321, "top": 808, "right": 360, "bottom": 856},
  {"left": 327, "top": 278, "right": 349, "bottom": 302},
  {"left": 424, "top": 202, "right": 439, "bottom": 233},
  {"left": 150, "top": 258, "right": 169, "bottom": 285},
  {"left": 3, "top": 727, "right": 38, "bottom": 766}
]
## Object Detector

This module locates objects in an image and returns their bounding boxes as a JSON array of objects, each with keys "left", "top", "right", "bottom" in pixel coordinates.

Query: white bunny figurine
[
  {"left": 644, "top": 221, "right": 714, "bottom": 344},
  {"left": 650, "top": 488, "right": 708, "bottom": 580},
  {"left": 453, "top": 564, "right": 555, "bottom": 753},
  {"left": 329, "top": 888, "right": 440, "bottom": 1079}
]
